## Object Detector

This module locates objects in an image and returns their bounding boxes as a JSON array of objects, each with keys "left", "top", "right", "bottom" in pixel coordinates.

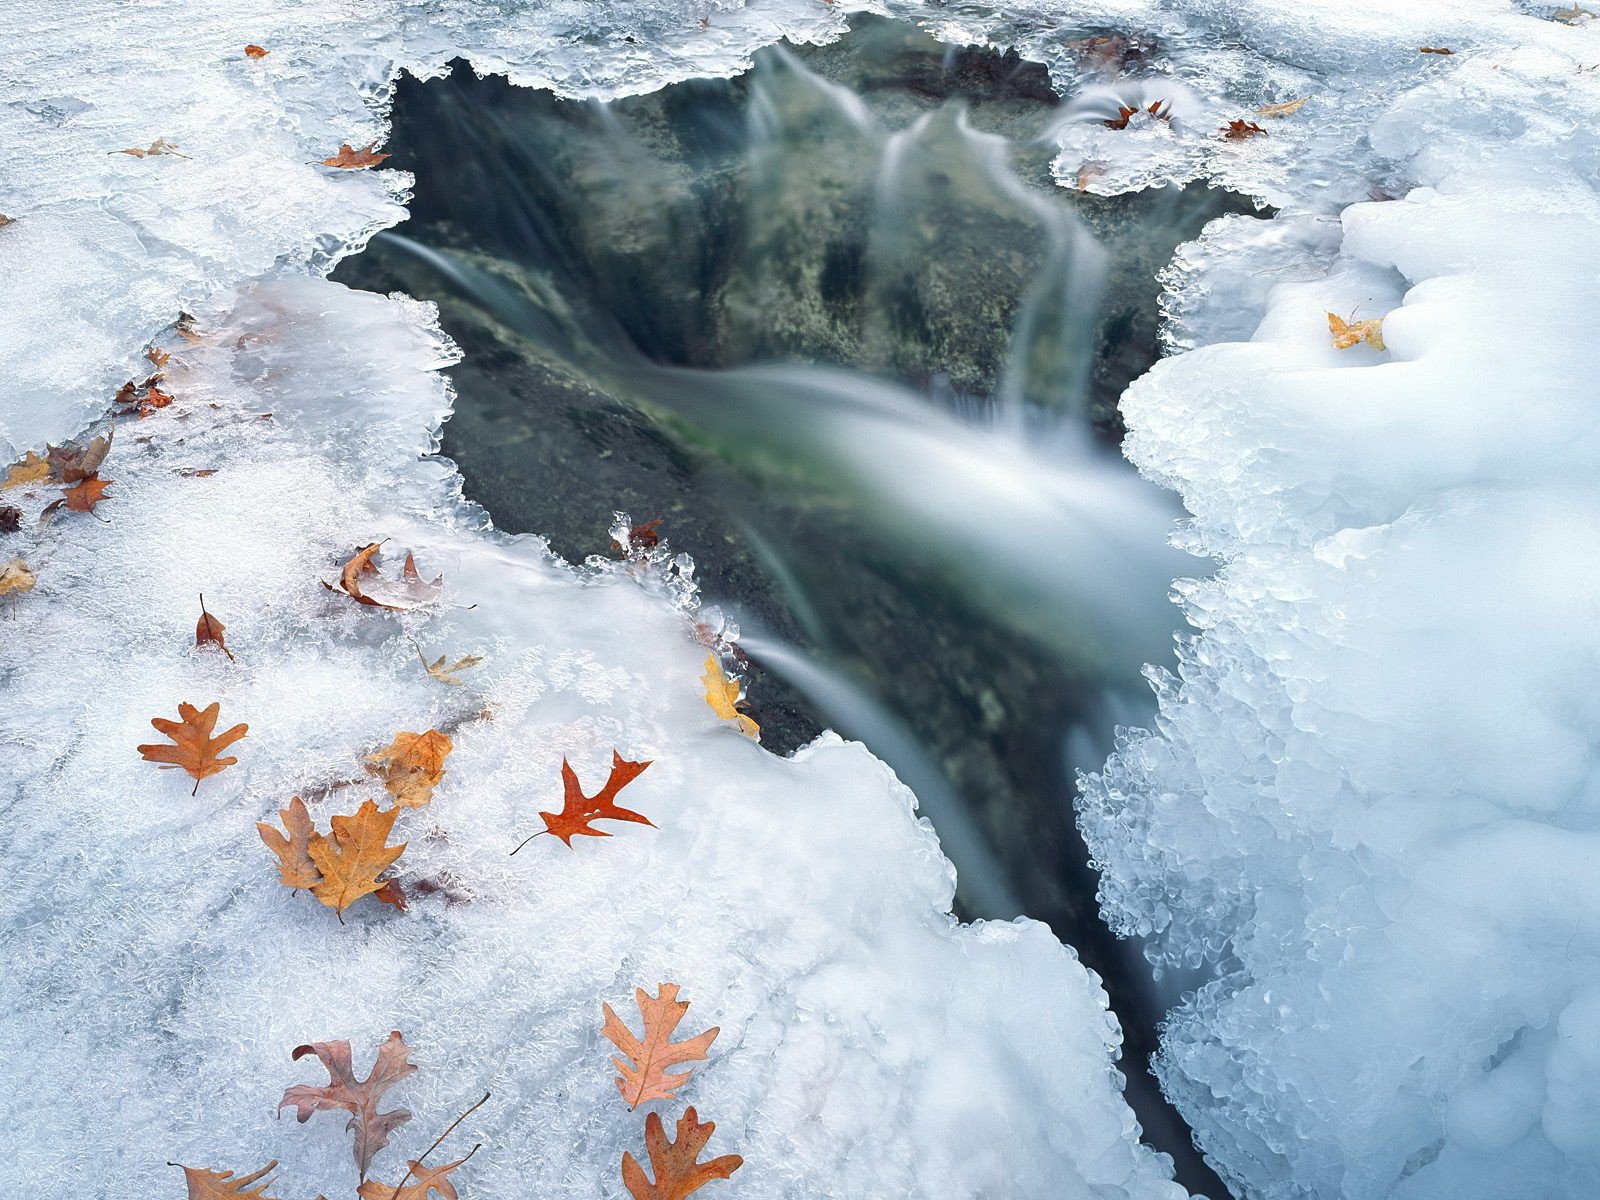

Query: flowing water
[{"left": 334, "top": 16, "right": 1257, "bottom": 1191}]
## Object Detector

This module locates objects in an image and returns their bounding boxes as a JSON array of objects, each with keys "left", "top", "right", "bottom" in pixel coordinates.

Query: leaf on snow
[
  {"left": 244, "top": 44, "right": 270, "bottom": 58},
  {"left": 1221, "top": 119, "right": 1266, "bottom": 140},
  {"left": 3, "top": 450, "right": 49, "bottom": 488},
  {"left": 1327, "top": 311, "right": 1386, "bottom": 351},
  {"left": 326, "top": 543, "right": 443, "bottom": 611},
  {"left": 279, "top": 1030, "right": 416, "bottom": 1179},
  {"left": 416, "top": 643, "right": 484, "bottom": 686},
  {"left": 47, "top": 430, "right": 112, "bottom": 482},
  {"left": 622, "top": 1108, "right": 743, "bottom": 1200},
  {"left": 0, "top": 557, "right": 36, "bottom": 596},
  {"left": 528, "top": 752, "right": 653, "bottom": 848},
  {"left": 307, "top": 799, "right": 407, "bottom": 914},
  {"left": 1255, "top": 97, "right": 1308, "bottom": 117},
  {"left": 63, "top": 474, "right": 112, "bottom": 513},
  {"left": 366, "top": 729, "right": 454, "bottom": 808},
  {"left": 321, "top": 142, "right": 390, "bottom": 169},
  {"left": 113, "top": 137, "right": 191, "bottom": 158},
  {"left": 357, "top": 1155, "right": 472, "bottom": 1200},
  {"left": 258, "top": 796, "right": 322, "bottom": 890},
  {"left": 603, "top": 983, "right": 720, "bottom": 1109},
  {"left": 137, "top": 701, "right": 247, "bottom": 794},
  {"left": 701, "top": 654, "right": 758, "bottom": 739},
  {"left": 197, "top": 595, "right": 236, "bottom": 660},
  {"left": 172, "top": 1160, "right": 281, "bottom": 1200}
]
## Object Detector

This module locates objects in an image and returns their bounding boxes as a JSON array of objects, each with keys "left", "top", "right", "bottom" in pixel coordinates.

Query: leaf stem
[
  {"left": 508, "top": 829, "right": 548, "bottom": 856},
  {"left": 387, "top": 1093, "right": 489, "bottom": 1200}
]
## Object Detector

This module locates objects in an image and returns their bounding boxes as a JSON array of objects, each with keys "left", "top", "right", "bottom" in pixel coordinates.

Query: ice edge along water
[{"left": 4, "top": 2, "right": 1600, "bottom": 1199}]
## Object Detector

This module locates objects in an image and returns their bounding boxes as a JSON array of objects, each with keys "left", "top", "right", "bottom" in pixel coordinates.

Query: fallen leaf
[
  {"left": 367, "top": 730, "right": 454, "bottom": 808},
  {"left": 701, "top": 654, "right": 758, "bottom": 739},
  {"left": 622, "top": 1109, "right": 743, "bottom": 1200},
  {"left": 258, "top": 796, "right": 321, "bottom": 889},
  {"left": 308, "top": 799, "right": 407, "bottom": 914},
  {"left": 358, "top": 1155, "right": 471, "bottom": 1200},
  {"left": 175, "top": 312, "right": 204, "bottom": 343},
  {"left": 1255, "top": 97, "right": 1308, "bottom": 117},
  {"left": 616, "top": 517, "right": 663, "bottom": 555},
  {"left": 522, "top": 752, "right": 653, "bottom": 849},
  {"left": 416, "top": 643, "right": 484, "bottom": 686},
  {"left": 0, "top": 505, "right": 19, "bottom": 532},
  {"left": 114, "top": 137, "right": 191, "bottom": 158},
  {"left": 244, "top": 44, "right": 270, "bottom": 58},
  {"left": 280, "top": 1031, "right": 416, "bottom": 1179},
  {"left": 1221, "top": 119, "right": 1266, "bottom": 140},
  {"left": 137, "top": 701, "right": 247, "bottom": 794},
  {"left": 0, "top": 213, "right": 12, "bottom": 228},
  {"left": 326, "top": 542, "right": 443, "bottom": 611},
  {"left": 1419, "top": 46, "right": 1455, "bottom": 55},
  {"left": 196, "top": 594, "right": 236, "bottom": 660},
  {"left": 3, "top": 450, "right": 49, "bottom": 488},
  {"left": 0, "top": 557, "right": 37, "bottom": 596},
  {"left": 322, "top": 142, "right": 390, "bottom": 169},
  {"left": 172, "top": 1161, "right": 281, "bottom": 1200},
  {"left": 1103, "top": 100, "right": 1171, "bottom": 130},
  {"left": 1075, "top": 161, "right": 1107, "bottom": 191},
  {"left": 176, "top": 468, "right": 219, "bottom": 478},
  {"left": 374, "top": 878, "right": 408, "bottom": 912},
  {"left": 1556, "top": 6, "right": 1597, "bottom": 23},
  {"left": 604, "top": 983, "right": 720, "bottom": 1109},
  {"left": 47, "top": 430, "right": 112, "bottom": 482},
  {"left": 63, "top": 474, "right": 112, "bottom": 513},
  {"left": 147, "top": 346, "right": 172, "bottom": 368},
  {"left": 1327, "top": 311, "right": 1387, "bottom": 351}
]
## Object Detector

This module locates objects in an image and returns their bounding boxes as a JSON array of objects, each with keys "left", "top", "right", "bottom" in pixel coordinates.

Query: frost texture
[
  {"left": 1077, "top": 5, "right": 1600, "bottom": 1200},
  {"left": 0, "top": 2, "right": 1194, "bottom": 1199}
]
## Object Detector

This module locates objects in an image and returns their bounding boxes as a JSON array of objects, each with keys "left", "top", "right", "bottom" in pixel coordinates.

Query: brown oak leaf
[
  {"left": 279, "top": 1031, "right": 416, "bottom": 1179},
  {"left": 64, "top": 474, "right": 112, "bottom": 513},
  {"left": 137, "top": 701, "right": 247, "bottom": 794},
  {"left": 326, "top": 543, "right": 443, "bottom": 611},
  {"left": 114, "top": 138, "right": 191, "bottom": 159},
  {"left": 0, "top": 505, "right": 20, "bottom": 532},
  {"left": 622, "top": 1109, "right": 743, "bottom": 1200},
  {"left": 197, "top": 594, "right": 236, "bottom": 660},
  {"left": 603, "top": 983, "right": 720, "bottom": 1109},
  {"left": 1103, "top": 100, "right": 1171, "bottom": 129},
  {"left": 322, "top": 142, "right": 390, "bottom": 169},
  {"left": 172, "top": 1161, "right": 280, "bottom": 1200},
  {"left": 357, "top": 1155, "right": 472, "bottom": 1200},
  {"left": 1222, "top": 119, "right": 1266, "bottom": 140},
  {"left": 308, "top": 799, "right": 406, "bottom": 914},
  {"left": 258, "top": 796, "right": 321, "bottom": 889},
  {"left": 367, "top": 730, "right": 454, "bottom": 807},
  {"left": 416, "top": 643, "right": 484, "bottom": 686},
  {"left": 47, "top": 430, "right": 112, "bottom": 482},
  {"left": 516, "top": 752, "right": 652, "bottom": 851}
]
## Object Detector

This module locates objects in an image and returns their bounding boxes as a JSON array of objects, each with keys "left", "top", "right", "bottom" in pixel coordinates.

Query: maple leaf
[
  {"left": 1327, "top": 311, "right": 1387, "bottom": 351},
  {"left": 604, "top": 983, "right": 720, "bottom": 1109},
  {"left": 308, "top": 799, "right": 407, "bottom": 914},
  {"left": 358, "top": 1155, "right": 473, "bottom": 1200},
  {"left": 47, "top": 430, "right": 112, "bottom": 482},
  {"left": 197, "top": 594, "right": 236, "bottom": 661},
  {"left": 701, "top": 654, "right": 758, "bottom": 739},
  {"left": 114, "top": 137, "right": 191, "bottom": 158},
  {"left": 137, "top": 701, "right": 247, "bottom": 794},
  {"left": 280, "top": 1030, "right": 416, "bottom": 1179},
  {"left": 622, "top": 1109, "right": 743, "bottom": 1200},
  {"left": 0, "top": 557, "right": 36, "bottom": 597},
  {"left": 415, "top": 643, "right": 484, "bottom": 686},
  {"left": 1222, "top": 119, "right": 1266, "bottom": 140},
  {"left": 366, "top": 730, "right": 454, "bottom": 808},
  {"left": 326, "top": 543, "right": 443, "bottom": 611},
  {"left": 3, "top": 450, "right": 49, "bottom": 488},
  {"left": 171, "top": 1160, "right": 281, "bottom": 1200},
  {"left": 514, "top": 752, "right": 653, "bottom": 851},
  {"left": 258, "top": 796, "right": 322, "bottom": 890},
  {"left": 63, "top": 474, "right": 112, "bottom": 513},
  {"left": 1255, "top": 97, "right": 1308, "bottom": 118},
  {"left": 322, "top": 142, "right": 390, "bottom": 169},
  {"left": 245, "top": 44, "right": 270, "bottom": 58},
  {"left": 0, "top": 505, "right": 19, "bottom": 533}
]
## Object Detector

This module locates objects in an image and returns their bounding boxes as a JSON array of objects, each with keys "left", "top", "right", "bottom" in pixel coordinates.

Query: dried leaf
[
  {"left": 358, "top": 1156, "right": 471, "bottom": 1200},
  {"left": 701, "top": 654, "right": 758, "bottom": 739},
  {"left": 1102, "top": 100, "right": 1171, "bottom": 130},
  {"left": 3, "top": 450, "right": 49, "bottom": 488},
  {"left": 416, "top": 643, "right": 484, "bottom": 686},
  {"left": 197, "top": 594, "right": 236, "bottom": 661},
  {"left": 258, "top": 796, "right": 321, "bottom": 889},
  {"left": 244, "top": 44, "right": 270, "bottom": 58},
  {"left": 137, "top": 701, "right": 247, "bottom": 794},
  {"left": 529, "top": 752, "right": 653, "bottom": 848},
  {"left": 1074, "top": 161, "right": 1107, "bottom": 191},
  {"left": 1255, "top": 97, "right": 1308, "bottom": 117},
  {"left": 1327, "top": 311, "right": 1387, "bottom": 351},
  {"left": 366, "top": 730, "right": 454, "bottom": 808},
  {"left": 0, "top": 213, "right": 12, "bottom": 228},
  {"left": 0, "top": 505, "right": 19, "bottom": 533},
  {"left": 63, "top": 474, "right": 112, "bottom": 513},
  {"left": 622, "top": 1109, "right": 743, "bottom": 1200},
  {"left": 279, "top": 1031, "right": 416, "bottom": 1179},
  {"left": 1556, "top": 6, "right": 1597, "bottom": 24},
  {"left": 326, "top": 543, "right": 443, "bottom": 611},
  {"left": 47, "top": 430, "right": 112, "bottom": 482},
  {"left": 307, "top": 799, "right": 407, "bottom": 914},
  {"left": 147, "top": 346, "right": 172, "bottom": 367},
  {"left": 322, "top": 142, "right": 390, "bottom": 169},
  {"left": 1419, "top": 46, "right": 1455, "bottom": 55},
  {"left": 1221, "top": 119, "right": 1266, "bottom": 140},
  {"left": 616, "top": 517, "right": 663, "bottom": 555},
  {"left": 603, "top": 983, "right": 720, "bottom": 1109},
  {"left": 374, "top": 878, "right": 408, "bottom": 912},
  {"left": 173, "top": 1161, "right": 281, "bottom": 1200},
  {"left": 114, "top": 137, "right": 190, "bottom": 158},
  {"left": 0, "top": 557, "right": 37, "bottom": 596}
]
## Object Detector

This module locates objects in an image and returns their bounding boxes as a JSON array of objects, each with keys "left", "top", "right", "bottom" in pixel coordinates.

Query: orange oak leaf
[
  {"left": 1222, "top": 119, "right": 1266, "bottom": 140},
  {"left": 622, "top": 1109, "right": 743, "bottom": 1200},
  {"left": 197, "top": 594, "right": 236, "bottom": 661},
  {"left": 258, "top": 796, "right": 321, "bottom": 890},
  {"left": 322, "top": 142, "right": 390, "bottom": 169},
  {"left": 244, "top": 44, "right": 269, "bottom": 58},
  {"left": 307, "top": 799, "right": 406, "bottom": 915},
  {"left": 1103, "top": 100, "right": 1171, "bottom": 130},
  {"left": 603, "top": 983, "right": 720, "bottom": 1109},
  {"left": 366, "top": 729, "right": 454, "bottom": 808},
  {"left": 3, "top": 450, "right": 49, "bottom": 488},
  {"left": 280, "top": 1031, "right": 416, "bottom": 1179},
  {"left": 326, "top": 543, "right": 443, "bottom": 611},
  {"left": 171, "top": 1160, "right": 281, "bottom": 1200},
  {"left": 1328, "top": 311, "right": 1386, "bottom": 351},
  {"left": 357, "top": 1154, "right": 473, "bottom": 1200},
  {"left": 515, "top": 752, "right": 653, "bottom": 851},
  {"left": 63, "top": 474, "right": 112, "bottom": 513},
  {"left": 701, "top": 655, "right": 758, "bottom": 739},
  {"left": 138, "top": 701, "right": 247, "bottom": 794}
]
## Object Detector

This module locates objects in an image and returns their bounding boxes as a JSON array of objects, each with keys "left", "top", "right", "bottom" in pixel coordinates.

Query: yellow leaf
[
  {"left": 3, "top": 450, "right": 49, "bottom": 488},
  {"left": 367, "top": 729, "right": 454, "bottom": 807},
  {"left": 0, "top": 557, "right": 36, "bottom": 597},
  {"left": 1255, "top": 97, "right": 1308, "bottom": 118},
  {"left": 700, "top": 654, "right": 759, "bottom": 739},
  {"left": 416, "top": 642, "right": 484, "bottom": 686},
  {"left": 307, "top": 799, "right": 406, "bottom": 914},
  {"left": 1327, "top": 311, "right": 1386, "bottom": 351}
]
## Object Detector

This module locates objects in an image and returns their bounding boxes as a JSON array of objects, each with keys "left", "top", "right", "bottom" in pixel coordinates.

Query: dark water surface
[{"left": 336, "top": 16, "right": 1252, "bottom": 1194}]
